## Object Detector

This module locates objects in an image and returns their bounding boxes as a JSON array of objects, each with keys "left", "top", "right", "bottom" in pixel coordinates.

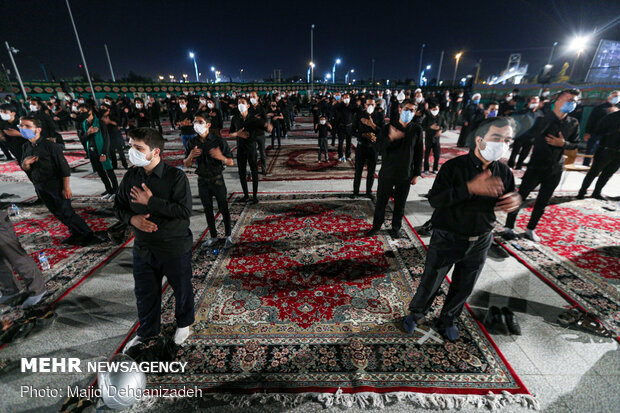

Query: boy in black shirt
[
  {"left": 184, "top": 113, "right": 235, "bottom": 249},
  {"left": 315, "top": 115, "right": 331, "bottom": 162}
]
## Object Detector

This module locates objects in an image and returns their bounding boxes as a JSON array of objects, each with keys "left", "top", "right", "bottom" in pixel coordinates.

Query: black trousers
[
  {"left": 372, "top": 176, "right": 411, "bottom": 231},
  {"left": 150, "top": 116, "right": 163, "bottom": 134},
  {"left": 424, "top": 137, "right": 440, "bottom": 172},
  {"left": 132, "top": 248, "right": 194, "bottom": 338},
  {"left": 256, "top": 135, "right": 267, "bottom": 173},
  {"left": 108, "top": 130, "right": 128, "bottom": 169},
  {"left": 237, "top": 144, "right": 259, "bottom": 198},
  {"left": 506, "top": 168, "right": 562, "bottom": 231},
  {"left": 0, "top": 140, "right": 14, "bottom": 160},
  {"left": 318, "top": 138, "right": 329, "bottom": 161},
  {"left": 198, "top": 176, "right": 231, "bottom": 238},
  {"left": 353, "top": 143, "right": 377, "bottom": 195},
  {"left": 0, "top": 211, "right": 46, "bottom": 295},
  {"left": 338, "top": 128, "right": 352, "bottom": 158},
  {"left": 456, "top": 124, "right": 469, "bottom": 147},
  {"left": 35, "top": 185, "right": 93, "bottom": 237},
  {"left": 507, "top": 137, "right": 533, "bottom": 169},
  {"left": 579, "top": 148, "right": 620, "bottom": 196},
  {"left": 408, "top": 229, "right": 492, "bottom": 326},
  {"left": 6, "top": 136, "right": 26, "bottom": 162},
  {"left": 89, "top": 153, "right": 119, "bottom": 194}
]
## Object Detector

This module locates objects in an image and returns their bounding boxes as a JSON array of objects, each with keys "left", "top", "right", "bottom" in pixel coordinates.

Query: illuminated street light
[
  {"left": 345, "top": 69, "right": 354, "bottom": 84},
  {"left": 188, "top": 52, "right": 199, "bottom": 82},
  {"left": 332, "top": 58, "right": 341, "bottom": 83},
  {"left": 453, "top": 52, "right": 463, "bottom": 85}
]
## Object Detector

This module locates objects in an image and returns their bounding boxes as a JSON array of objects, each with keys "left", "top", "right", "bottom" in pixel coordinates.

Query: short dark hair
[
  {"left": 474, "top": 116, "right": 515, "bottom": 141},
  {"left": 128, "top": 127, "right": 165, "bottom": 151},
  {"left": 0, "top": 103, "right": 16, "bottom": 113},
  {"left": 429, "top": 102, "right": 439, "bottom": 109},
  {"left": 487, "top": 101, "right": 499, "bottom": 107},
  {"left": 194, "top": 111, "right": 212, "bottom": 123},
  {"left": 400, "top": 99, "right": 415, "bottom": 108},
  {"left": 559, "top": 88, "right": 580, "bottom": 98},
  {"left": 77, "top": 103, "right": 91, "bottom": 111},
  {"left": 20, "top": 115, "right": 42, "bottom": 128}
]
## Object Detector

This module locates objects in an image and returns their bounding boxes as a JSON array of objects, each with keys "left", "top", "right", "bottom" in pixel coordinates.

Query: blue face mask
[
  {"left": 473, "top": 99, "right": 480, "bottom": 105},
  {"left": 610, "top": 96, "right": 620, "bottom": 105},
  {"left": 20, "top": 127, "right": 36, "bottom": 140},
  {"left": 334, "top": 95, "right": 341, "bottom": 101},
  {"left": 400, "top": 110, "right": 414, "bottom": 123},
  {"left": 561, "top": 101, "right": 577, "bottom": 114},
  {"left": 488, "top": 110, "right": 498, "bottom": 118}
]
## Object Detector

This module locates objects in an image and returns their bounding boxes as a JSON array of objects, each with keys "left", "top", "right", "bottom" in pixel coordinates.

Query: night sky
[{"left": 2, "top": 0, "right": 619, "bottom": 83}]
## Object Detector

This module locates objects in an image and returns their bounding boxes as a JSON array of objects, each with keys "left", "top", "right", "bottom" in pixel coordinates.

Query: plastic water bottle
[
  {"left": 11, "top": 203, "right": 20, "bottom": 216},
  {"left": 38, "top": 253, "right": 50, "bottom": 271}
]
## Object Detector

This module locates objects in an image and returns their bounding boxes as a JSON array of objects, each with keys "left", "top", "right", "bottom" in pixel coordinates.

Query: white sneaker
[
  {"left": 224, "top": 236, "right": 233, "bottom": 249},
  {"left": 174, "top": 326, "right": 191, "bottom": 345},
  {"left": 101, "top": 193, "right": 111, "bottom": 200},
  {"left": 202, "top": 237, "right": 218, "bottom": 248},
  {"left": 123, "top": 335, "right": 144, "bottom": 353},
  {"left": 525, "top": 229, "right": 540, "bottom": 242},
  {"left": 107, "top": 194, "right": 116, "bottom": 201}
]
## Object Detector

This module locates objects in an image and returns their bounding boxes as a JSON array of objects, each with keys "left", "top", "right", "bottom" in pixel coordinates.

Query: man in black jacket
[
  {"left": 456, "top": 93, "right": 483, "bottom": 147},
  {"left": 507, "top": 96, "right": 543, "bottom": 169},
  {"left": 184, "top": 113, "right": 235, "bottom": 248},
  {"left": 115, "top": 127, "right": 194, "bottom": 349},
  {"left": 334, "top": 94, "right": 356, "bottom": 161},
  {"left": 578, "top": 109, "right": 620, "bottom": 199},
  {"left": 582, "top": 91, "right": 619, "bottom": 166},
  {"left": 404, "top": 117, "right": 520, "bottom": 341},
  {"left": 353, "top": 97, "right": 385, "bottom": 200},
  {"left": 502, "top": 89, "right": 581, "bottom": 242},
  {"left": 422, "top": 102, "right": 447, "bottom": 173},
  {"left": 0, "top": 103, "right": 26, "bottom": 162},
  {"left": 367, "top": 99, "right": 423, "bottom": 238}
]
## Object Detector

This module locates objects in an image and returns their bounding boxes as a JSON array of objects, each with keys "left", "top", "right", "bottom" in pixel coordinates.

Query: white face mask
[
  {"left": 415, "top": 97, "right": 423, "bottom": 103},
  {"left": 529, "top": 103, "right": 539, "bottom": 110},
  {"left": 542, "top": 91, "right": 550, "bottom": 97},
  {"left": 78, "top": 99, "right": 85, "bottom": 104},
  {"left": 231, "top": 94, "right": 236, "bottom": 98},
  {"left": 506, "top": 95, "right": 512, "bottom": 101},
  {"left": 65, "top": 95, "right": 71, "bottom": 101},
  {"left": 128, "top": 147, "right": 152, "bottom": 167},
  {"left": 207, "top": 102, "right": 214, "bottom": 109},
  {"left": 343, "top": 98, "right": 350, "bottom": 104},
  {"left": 179, "top": 103, "right": 187, "bottom": 109},
  {"left": 237, "top": 103, "right": 248, "bottom": 113},
  {"left": 166, "top": 94, "right": 171, "bottom": 98},
  {"left": 0, "top": 112, "right": 11, "bottom": 121},
  {"left": 135, "top": 103, "right": 142, "bottom": 109},
  {"left": 206, "top": 92, "right": 211, "bottom": 97},
  {"left": 319, "top": 120, "right": 326, "bottom": 125},
  {"left": 29, "top": 104, "right": 38, "bottom": 112},
  {"left": 71, "top": 106, "right": 78, "bottom": 112},
  {"left": 200, "top": 99, "right": 206, "bottom": 105},
  {"left": 479, "top": 141, "right": 508, "bottom": 162},
  {"left": 250, "top": 98, "right": 258, "bottom": 105},
  {"left": 276, "top": 96, "right": 281, "bottom": 101},
  {"left": 430, "top": 109, "right": 440, "bottom": 116},
  {"left": 193, "top": 122, "right": 208, "bottom": 136},
  {"left": 366, "top": 105, "right": 375, "bottom": 114}
]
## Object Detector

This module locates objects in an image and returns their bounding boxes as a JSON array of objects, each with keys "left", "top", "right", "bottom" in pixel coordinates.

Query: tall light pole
[
  {"left": 4, "top": 42, "right": 27, "bottom": 100},
  {"left": 104, "top": 43, "right": 116, "bottom": 81},
  {"left": 189, "top": 52, "right": 199, "bottom": 82},
  {"left": 307, "top": 62, "right": 315, "bottom": 84},
  {"left": 418, "top": 43, "right": 426, "bottom": 85},
  {"left": 568, "top": 35, "right": 589, "bottom": 80},
  {"left": 474, "top": 59, "right": 482, "bottom": 84},
  {"left": 65, "top": 0, "right": 97, "bottom": 104},
  {"left": 437, "top": 50, "right": 445, "bottom": 84},
  {"left": 547, "top": 41, "right": 558, "bottom": 64},
  {"left": 310, "top": 24, "right": 315, "bottom": 94},
  {"left": 345, "top": 69, "right": 354, "bottom": 84},
  {"left": 452, "top": 52, "right": 462, "bottom": 85},
  {"left": 332, "top": 58, "right": 341, "bottom": 84},
  {"left": 240, "top": 68, "right": 244, "bottom": 82},
  {"left": 371, "top": 58, "right": 376, "bottom": 83}
]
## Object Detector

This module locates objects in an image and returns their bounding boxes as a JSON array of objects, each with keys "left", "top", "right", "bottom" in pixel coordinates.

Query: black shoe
[
  {"left": 238, "top": 195, "right": 250, "bottom": 203},
  {"left": 365, "top": 193, "right": 376, "bottom": 202},
  {"left": 576, "top": 192, "right": 586, "bottom": 200},
  {"left": 388, "top": 228, "right": 402, "bottom": 239},
  {"left": 350, "top": 193, "right": 359, "bottom": 199},
  {"left": 488, "top": 240, "right": 509, "bottom": 259},
  {"left": 250, "top": 197, "right": 259, "bottom": 204},
  {"left": 484, "top": 306, "right": 508, "bottom": 335},
  {"left": 502, "top": 307, "right": 521, "bottom": 335},
  {"left": 79, "top": 234, "right": 106, "bottom": 247},
  {"left": 365, "top": 228, "right": 379, "bottom": 237},
  {"left": 591, "top": 193, "right": 609, "bottom": 201},
  {"left": 415, "top": 220, "right": 433, "bottom": 236},
  {"left": 61, "top": 234, "right": 82, "bottom": 245}
]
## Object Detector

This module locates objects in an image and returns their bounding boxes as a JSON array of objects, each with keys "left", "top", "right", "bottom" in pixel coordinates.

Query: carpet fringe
[{"left": 125, "top": 388, "right": 539, "bottom": 411}]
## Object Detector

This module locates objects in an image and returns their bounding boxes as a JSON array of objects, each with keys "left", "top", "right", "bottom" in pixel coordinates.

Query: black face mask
[{"left": 76, "top": 112, "right": 89, "bottom": 122}]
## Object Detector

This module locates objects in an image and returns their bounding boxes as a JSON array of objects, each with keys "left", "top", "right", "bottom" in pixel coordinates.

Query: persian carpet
[
  {"left": 260, "top": 145, "right": 364, "bottom": 181},
  {"left": 0, "top": 155, "right": 90, "bottom": 183},
  {"left": 495, "top": 197, "right": 620, "bottom": 339},
  {"left": 0, "top": 196, "right": 130, "bottom": 324},
  {"left": 125, "top": 193, "right": 533, "bottom": 408}
]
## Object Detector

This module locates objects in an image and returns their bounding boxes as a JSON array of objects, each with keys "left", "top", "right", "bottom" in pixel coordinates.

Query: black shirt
[
  {"left": 378, "top": 120, "right": 424, "bottom": 181},
  {"left": 428, "top": 151, "right": 515, "bottom": 237},
  {"left": 354, "top": 110, "right": 385, "bottom": 146},
  {"left": 527, "top": 110, "right": 580, "bottom": 174},
  {"left": 585, "top": 102, "right": 614, "bottom": 135},
  {"left": 229, "top": 113, "right": 268, "bottom": 149},
  {"left": 176, "top": 109, "right": 195, "bottom": 135},
  {"left": 596, "top": 111, "right": 620, "bottom": 150},
  {"left": 21, "top": 137, "right": 71, "bottom": 188},
  {"left": 422, "top": 112, "right": 447, "bottom": 139},
  {"left": 185, "top": 133, "right": 233, "bottom": 179},
  {"left": 114, "top": 160, "right": 193, "bottom": 259}
]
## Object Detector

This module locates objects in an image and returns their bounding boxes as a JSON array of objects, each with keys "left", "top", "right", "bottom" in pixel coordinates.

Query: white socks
[{"left": 174, "top": 326, "right": 191, "bottom": 345}]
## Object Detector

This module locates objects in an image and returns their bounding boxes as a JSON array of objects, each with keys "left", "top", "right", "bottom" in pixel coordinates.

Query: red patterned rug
[
  {"left": 0, "top": 156, "right": 90, "bottom": 183},
  {"left": 495, "top": 197, "right": 620, "bottom": 339},
  {"left": 0, "top": 196, "right": 130, "bottom": 324},
  {"left": 120, "top": 193, "right": 534, "bottom": 410},
  {"left": 261, "top": 144, "right": 364, "bottom": 181}
]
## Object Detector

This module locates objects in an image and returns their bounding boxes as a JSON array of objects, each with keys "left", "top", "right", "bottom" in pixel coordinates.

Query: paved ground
[{"left": 0, "top": 122, "right": 618, "bottom": 413}]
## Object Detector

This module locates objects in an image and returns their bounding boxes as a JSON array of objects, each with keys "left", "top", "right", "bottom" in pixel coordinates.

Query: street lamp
[
  {"left": 168, "top": 74, "right": 174, "bottom": 82},
  {"left": 325, "top": 73, "right": 331, "bottom": 83},
  {"left": 158, "top": 75, "right": 164, "bottom": 82},
  {"left": 240, "top": 68, "right": 244, "bottom": 82},
  {"left": 420, "top": 64, "right": 432, "bottom": 85},
  {"left": 307, "top": 62, "right": 315, "bottom": 83},
  {"left": 189, "top": 52, "right": 199, "bottom": 82},
  {"left": 345, "top": 69, "right": 354, "bottom": 84},
  {"left": 182, "top": 74, "right": 188, "bottom": 83},
  {"left": 569, "top": 35, "right": 590, "bottom": 80},
  {"left": 332, "top": 58, "right": 341, "bottom": 83},
  {"left": 453, "top": 52, "right": 462, "bottom": 85}
]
